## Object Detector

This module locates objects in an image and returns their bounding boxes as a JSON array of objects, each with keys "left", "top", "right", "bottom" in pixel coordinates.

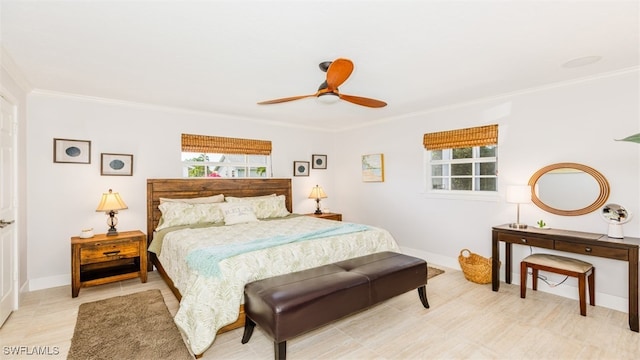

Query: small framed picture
[
  {"left": 312, "top": 154, "right": 327, "bottom": 169},
  {"left": 53, "top": 138, "right": 91, "bottom": 164},
  {"left": 101, "top": 153, "right": 133, "bottom": 176},
  {"left": 362, "top": 153, "right": 384, "bottom": 182},
  {"left": 293, "top": 161, "right": 310, "bottom": 176}
]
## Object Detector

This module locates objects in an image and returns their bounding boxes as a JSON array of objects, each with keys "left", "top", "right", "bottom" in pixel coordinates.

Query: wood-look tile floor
[{"left": 1, "top": 267, "right": 639, "bottom": 359}]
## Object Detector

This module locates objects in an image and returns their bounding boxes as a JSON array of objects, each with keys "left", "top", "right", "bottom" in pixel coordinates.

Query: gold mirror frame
[{"left": 527, "top": 162, "right": 610, "bottom": 216}]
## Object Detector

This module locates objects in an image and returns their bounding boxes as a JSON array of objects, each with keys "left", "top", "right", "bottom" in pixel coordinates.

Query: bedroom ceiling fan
[{"left": 257, "top": 58, "right": 387, "bottom": 108}]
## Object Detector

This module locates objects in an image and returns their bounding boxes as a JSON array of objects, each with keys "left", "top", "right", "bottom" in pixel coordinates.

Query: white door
[{"left": 0, "top": 95, "right": 17, "bottom": 327}]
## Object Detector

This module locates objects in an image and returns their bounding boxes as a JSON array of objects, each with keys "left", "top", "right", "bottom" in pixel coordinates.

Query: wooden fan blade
[
  {"left": 257, "top": 93, "right": 317, "bottom": 105},
  {"left": 339, "top": 94, "right": 387, "bottom": 108},
  {"left": 326, "top": 58, "right": 354, "bottom": 91}
]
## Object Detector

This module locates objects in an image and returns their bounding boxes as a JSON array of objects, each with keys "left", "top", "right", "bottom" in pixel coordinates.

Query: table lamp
[
  {"left": 308, "top": 185, "right": 327, "bottom": 214},
  {"left": 507, "top": 185, "right": 531, "bottom": 229},
  {"left": 96, "top": 189, "right": 128, "bottom": 236}
]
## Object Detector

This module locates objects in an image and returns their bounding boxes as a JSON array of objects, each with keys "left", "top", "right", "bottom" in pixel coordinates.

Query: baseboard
[{"left": 400, "top": 246, "right": 628, "bottom": 313}]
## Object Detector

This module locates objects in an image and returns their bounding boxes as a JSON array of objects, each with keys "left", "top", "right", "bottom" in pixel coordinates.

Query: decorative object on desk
[
  {"left": 536, "top": 219, "right": 549, "bottom": 229},
  {"left": 362, "top": 153, "right": 384, "bottom": 182},
  {"left": 53, "top": 138, "right": 91, "bottom": 164},
  {"left": 101, "top": 153, "right": 133, "bottom": 176},
  {"left": 79, "top": 228, "right": 94, "bottom": 238},
  {"left": 506, "top": 185, "right": 531, "bottom": 229},
  {"left": 601, "top": 203, "right": 631, "bottom": 239},
  {"left": 312, "top": 154, "right": 327, "bottom": 169},
  {"left": 308, "top": 185, "right": 328, "bottom": 214},
  {"left": 293, "top": 161, "right": 309, "bottom": 176},
  {"left": 96, "top": 189, "right": 128, "bottom": 236},
  {"left": 458, "top": 248, "right": 497, "bottom": 284}
]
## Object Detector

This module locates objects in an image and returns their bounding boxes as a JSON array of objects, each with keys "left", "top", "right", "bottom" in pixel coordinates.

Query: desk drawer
[
  {"left": 498, "top": 233, "right": 554, "bottom": 248},
  {"left": 555, "top": 242, "right": 629, "bottom": 261},
  {"left": 80, "top": 241, "right": 140, "bottom": 264}
]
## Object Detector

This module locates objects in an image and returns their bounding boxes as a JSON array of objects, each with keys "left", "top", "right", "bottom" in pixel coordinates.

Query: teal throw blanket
[{"left": 186, "top": 223, "right": 370, "bottom": 277}]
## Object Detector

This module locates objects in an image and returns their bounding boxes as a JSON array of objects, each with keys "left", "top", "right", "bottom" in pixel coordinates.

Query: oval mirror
[{"left": 528, "top": 163, "right": 610, "bottom": 216}]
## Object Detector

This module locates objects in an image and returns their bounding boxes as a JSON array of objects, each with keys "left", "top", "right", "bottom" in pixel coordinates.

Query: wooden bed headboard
[{"left": 146, "top": 178, "right": 292, "bottom": 244}]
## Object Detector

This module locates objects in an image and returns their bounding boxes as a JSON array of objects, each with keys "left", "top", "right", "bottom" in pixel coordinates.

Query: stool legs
[
  {"left": 578, "top": 273, "right": 587, "bottom": 316},
  {"left": 520, "top": 261, "right": 595, "bottom": 316}
]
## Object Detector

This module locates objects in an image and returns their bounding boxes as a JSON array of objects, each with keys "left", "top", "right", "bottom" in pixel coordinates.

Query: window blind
[
  {"left": 422, "top": 124, "right": 498, "bottom": 150},
  {"left": 181, "top": 134, "right": 272, "bottom": 155}
]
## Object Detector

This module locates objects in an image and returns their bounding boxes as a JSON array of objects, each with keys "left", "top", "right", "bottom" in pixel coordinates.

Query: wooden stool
[{"left": 520, "top": 253, "right": 595, "bottom": 316}]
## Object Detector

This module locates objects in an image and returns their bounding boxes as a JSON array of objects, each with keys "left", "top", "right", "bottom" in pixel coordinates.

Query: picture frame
[
  {"left": 101, "top": 153, "right": 133, "bottom": 176},
  {"left": 53, "top": 138, "right": 91, "bottom": 164},
  {"left": 293, "top": 161, "right": 310, "bottom": 176},
  {"left": 362, "top": 153, "right": 384, "bottom": 182},
  {"left": 311, "top": 154, "right": 327, "bottom": 169}
]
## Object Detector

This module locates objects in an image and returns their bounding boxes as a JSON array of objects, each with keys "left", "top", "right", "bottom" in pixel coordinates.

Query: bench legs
[
  {"left": 275, "top": 341, "right": 286, "bottom": 360},
  {"left": 418, "top": 286, "right": 430, "bottom": 308},
  {"left": 241, "top": 317, "right": 255, "bottom": 344}
]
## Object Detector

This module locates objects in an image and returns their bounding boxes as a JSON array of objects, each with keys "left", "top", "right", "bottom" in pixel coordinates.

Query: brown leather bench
[{"left": 241, "top": 251, "right": 430, "bottom": 360}]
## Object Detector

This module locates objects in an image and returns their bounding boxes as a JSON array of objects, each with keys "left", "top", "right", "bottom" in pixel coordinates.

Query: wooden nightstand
[
  {"left": 71, "top": 230, "right": 147, "bottom": 297},
  {"left": 305, "top": 212, "right": 342, "bottom": 221}
]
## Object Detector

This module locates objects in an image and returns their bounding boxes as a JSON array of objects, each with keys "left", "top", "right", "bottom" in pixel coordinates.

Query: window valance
[
  {"left": 181, "top": 134, "right": 272, "bottom": 155},
  {"left": 423, "top": 124, "right": 498, "bottom": 151}
]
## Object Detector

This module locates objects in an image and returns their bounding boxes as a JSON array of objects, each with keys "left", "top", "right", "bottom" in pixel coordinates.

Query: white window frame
[
  {"left": 424, "top": 146, "right": 499, "bottom": 201},
  {"left": 181, "top": 152, "right": 272, "bottom": 178}
]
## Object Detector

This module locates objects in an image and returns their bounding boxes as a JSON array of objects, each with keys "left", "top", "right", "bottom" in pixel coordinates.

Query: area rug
[
  {"left": 67, "top": 289, "right": 192, "bottom": 360},
  {"left": 427, "top": 266, "right": 444, "bottom": 280}
]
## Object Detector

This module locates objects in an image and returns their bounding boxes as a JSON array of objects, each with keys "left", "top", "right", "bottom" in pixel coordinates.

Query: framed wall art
[
  {"left": 293, "top": 161, "right": 310, "bottom": 176},
  {"left": 101, "top": 153, "right": 133, "bottom": 176},
  {"left": 362, "top": 153, "right": 384, "bottom": 182},
  {"left": 53, "top": 138, "right": 91, "bottom": 164},
  {"left": 312, "top": 154, "right": 327, "bottom": 169}
]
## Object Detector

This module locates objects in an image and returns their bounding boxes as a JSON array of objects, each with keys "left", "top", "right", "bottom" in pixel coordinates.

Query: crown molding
[{"left": 1, "top": 46, "right": 32, "bottom": 92}]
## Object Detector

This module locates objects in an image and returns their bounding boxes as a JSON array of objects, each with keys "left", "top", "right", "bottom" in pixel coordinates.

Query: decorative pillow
[
  {"left": 225, "top": 194, "right": 290, "bottom": 219},
  {"left": 220, "top": 202, "right": 259, "bottom": 225},
  {"left": 156, "top": 202, "right": 224, "bottom": 231},
  {"left": 159, "top": 194, "right": 224, "bottom": 204}
]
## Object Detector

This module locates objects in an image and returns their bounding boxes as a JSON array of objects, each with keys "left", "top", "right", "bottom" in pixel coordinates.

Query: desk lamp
[
  {"left": 96, "top": 189, "right": 128, "bottom": 236},
  {"left": 507, "top": 185, "right": 531, "bottom": 229},
  {"left": 308, "top": 185, "right": 327, "bottom": 214}
]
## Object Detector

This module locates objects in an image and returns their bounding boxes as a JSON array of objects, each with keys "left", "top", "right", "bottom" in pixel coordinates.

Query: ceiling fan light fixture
[{"left": 317, "top": 92, "right": 340, "bottom": 104}]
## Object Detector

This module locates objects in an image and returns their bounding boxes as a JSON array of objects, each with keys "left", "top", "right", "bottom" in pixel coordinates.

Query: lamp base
[
  {"left": 314, "top": 209, "right": 323, "bottom": 215},
  {"left": 106, "top": 227, "right": 119, "bottom": 236},
  {"left": 509, "top": 223, "right": 528, "bottom": 229}
]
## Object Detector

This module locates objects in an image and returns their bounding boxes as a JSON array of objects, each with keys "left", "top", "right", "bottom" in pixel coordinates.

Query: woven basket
[{"left": 458, "top": 249, "right": 497, "bottom": 284}]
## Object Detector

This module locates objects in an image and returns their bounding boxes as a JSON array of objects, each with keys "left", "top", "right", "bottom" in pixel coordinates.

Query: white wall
[
  {"left": 333, "top": 70, "right": 640, "bottom": 311},
  {"left": 23, "top": 69, "right": 640, "bottom": 312},
  {"left": 25, "top": 94, "right": 337, "bottom": 289}
]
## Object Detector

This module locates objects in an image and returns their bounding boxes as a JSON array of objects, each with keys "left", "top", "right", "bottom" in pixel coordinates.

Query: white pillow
[
  {"left": 156, "top": 202, "right": 224, "bottom": 231},
  {"left": 225, "top": 194, "right": 290, "bottom": 219},
  {"left": 159, "top": 194, "right": 224, "bottom": 204},
  {"left": 220, "top": 202, "right": 259, "bottom": 225}
]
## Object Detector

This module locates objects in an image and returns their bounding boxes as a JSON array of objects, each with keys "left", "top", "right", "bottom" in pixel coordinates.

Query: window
[
  {"left": 423, "top": 124, "right": 498, "bottom": 194},
  {"left": 181, "top": 134, "right": 272, "bottom": 178}
]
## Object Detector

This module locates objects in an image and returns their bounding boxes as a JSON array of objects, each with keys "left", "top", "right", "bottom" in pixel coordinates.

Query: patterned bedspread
[{"left": 152, "top": 215, "right": 400, "bottom": 355}]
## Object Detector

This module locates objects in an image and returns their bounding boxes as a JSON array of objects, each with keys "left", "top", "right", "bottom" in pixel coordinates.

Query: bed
[{"left": 146, "top": 178, "right": 400, "bottom": 356}]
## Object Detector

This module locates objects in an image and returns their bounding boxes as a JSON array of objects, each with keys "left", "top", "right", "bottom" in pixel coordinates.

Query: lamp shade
[
  {"left": 308, "top": 185, "right": 328, "bottom": 199},
  {"left": 506, "top": 185, "right": 531, "bottom": 204},
  {"left": 96, "top": 189, "right": 128, "bottom": 212}
]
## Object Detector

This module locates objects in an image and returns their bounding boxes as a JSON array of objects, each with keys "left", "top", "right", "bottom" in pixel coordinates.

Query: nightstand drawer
[
  {"left": 80, "top": 241, "right": 140, "bottom": 264},
  {"left": 555, "top": 241, "right": 629, "bottom": 261},
  {"left": 497, "top": 233, "right": 553, "bottom": 248}
]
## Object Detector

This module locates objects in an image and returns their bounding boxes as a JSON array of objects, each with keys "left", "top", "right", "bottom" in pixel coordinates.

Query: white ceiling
[{"left": 2, "top": 1, "right": 638, "bottom": 131}]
